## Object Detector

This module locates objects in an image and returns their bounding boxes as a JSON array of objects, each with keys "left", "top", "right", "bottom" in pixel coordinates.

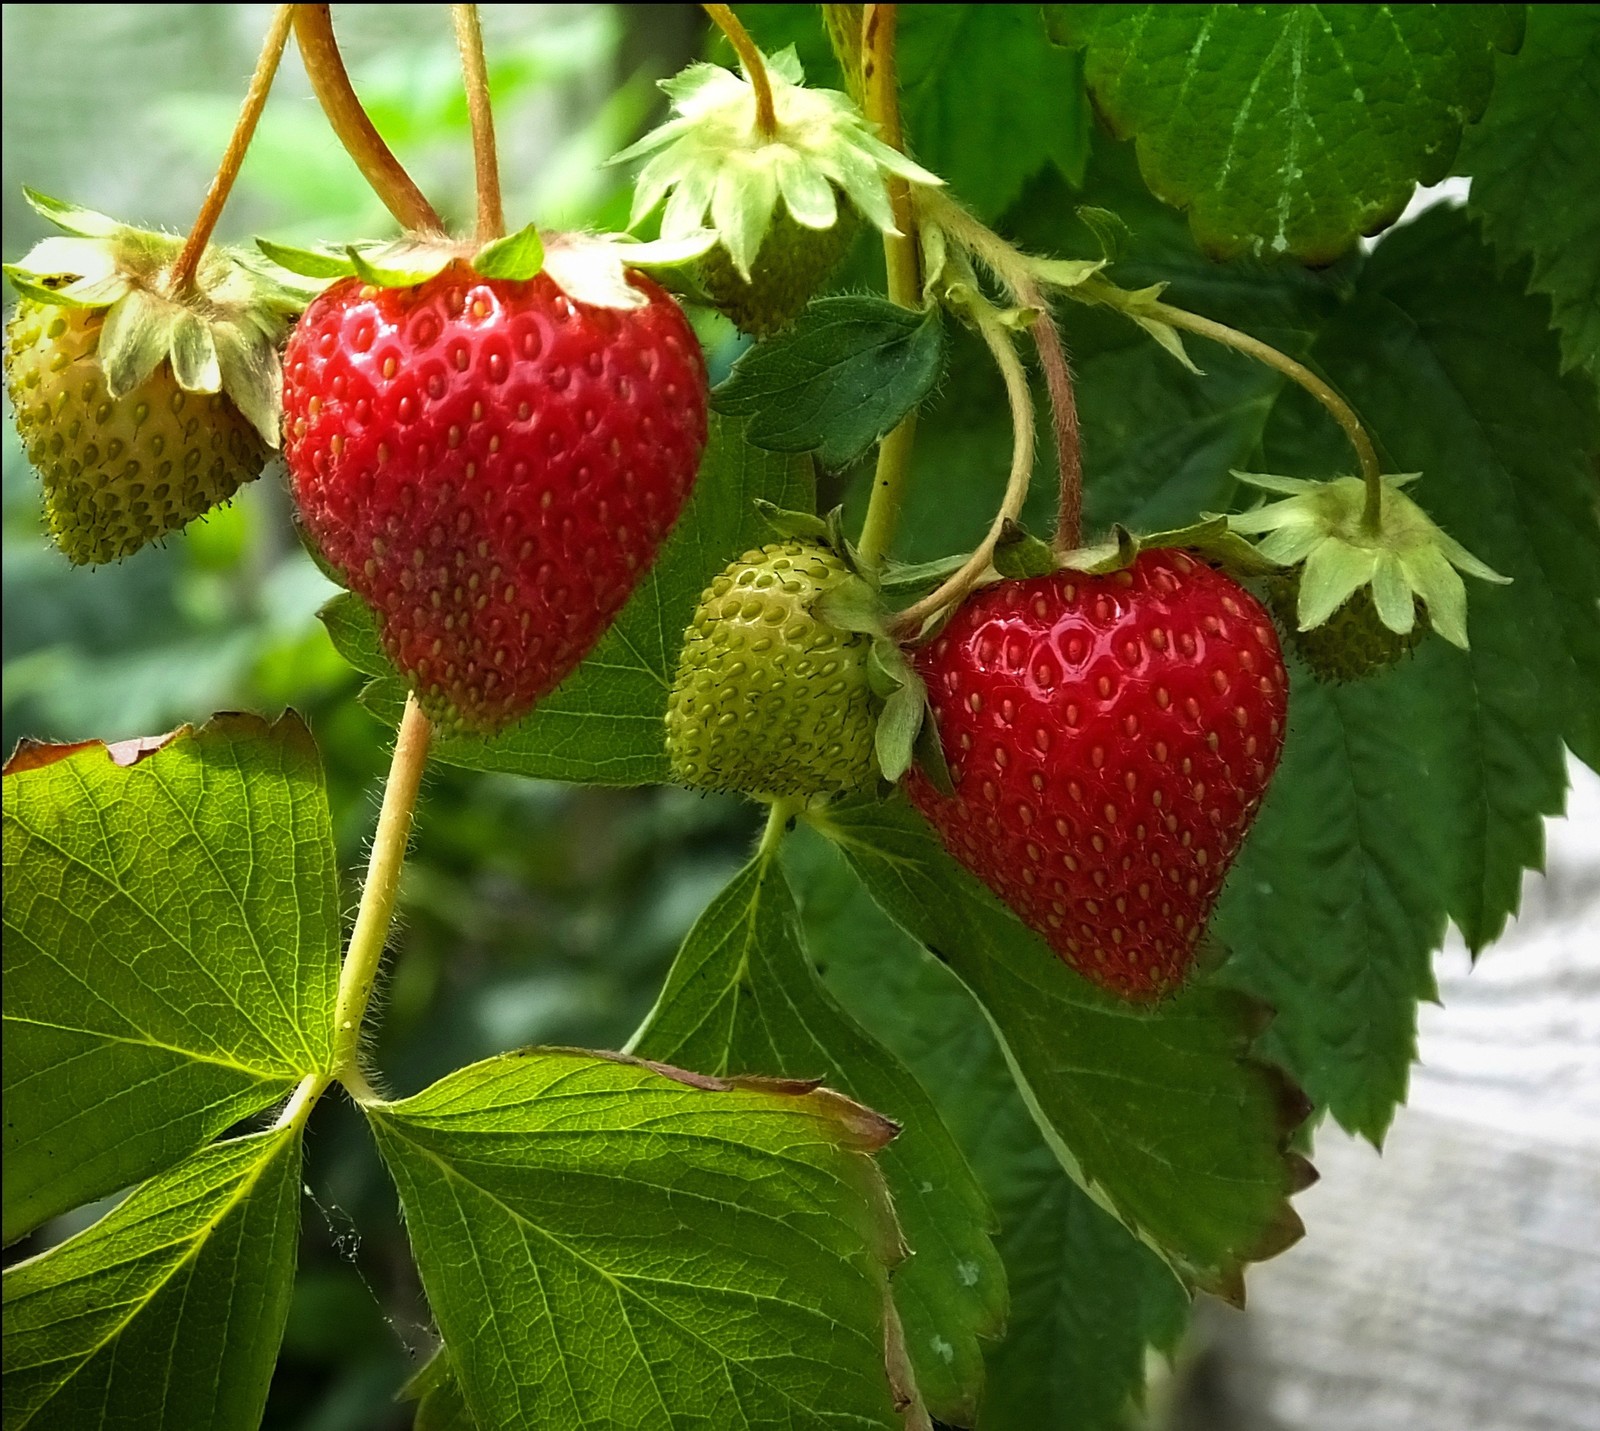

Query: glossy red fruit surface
[
  {"left": 284, "top": 263, "right": 707, "bottom": 734},
  {"left": 906, "top": 550, "right": 1288, "bottom": 1001}
]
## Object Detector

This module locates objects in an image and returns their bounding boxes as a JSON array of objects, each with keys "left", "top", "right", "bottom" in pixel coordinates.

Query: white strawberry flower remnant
[
  {"left": 1228, "top": 471, "right": 1509, "bottom": 648},
  {"left": 614, "top": 46, "right": 941, "bottom": 279}
]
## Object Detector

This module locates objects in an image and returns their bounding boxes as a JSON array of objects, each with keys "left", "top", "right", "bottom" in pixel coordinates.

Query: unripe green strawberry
[
  {"left": 697, "top": 204, "right": 858, "bottom": 338},
  {"left": 1265, "top": 572, "right": 1424, "bottom": 682},
  {"left": 5, "top": 301, "right": 268, "bottom": 565},
  {"left": 666, "top": 540, "right": 878, "bottom": 797}
]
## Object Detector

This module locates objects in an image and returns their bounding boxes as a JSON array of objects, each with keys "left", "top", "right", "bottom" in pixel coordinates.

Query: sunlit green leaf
[
  {"left": 1, "top": 713, "right": 339, "bottom": 1243},
  {"left": 632, "top": 851, "right": 1005, "bottom": 1424},
  {"left": 366, "top": 1049, "right": 905, "bottom": 1431},
  {"left": 2, "top": 1127, "right": 301, "bottom": 1431}
]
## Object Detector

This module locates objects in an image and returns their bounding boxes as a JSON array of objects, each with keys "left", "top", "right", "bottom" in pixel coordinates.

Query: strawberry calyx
[
  {"left": 612, "top": 46, "right": 941, "bottom": 284},
  {"left": 1226, "top": 471, "right": 1509, "bottom": 650},
  {"left": 257, "top": 226, "right": 716, "bottom": 312},
  {"left": 4, "top": 187, "right": 312, "bottom": 445}
]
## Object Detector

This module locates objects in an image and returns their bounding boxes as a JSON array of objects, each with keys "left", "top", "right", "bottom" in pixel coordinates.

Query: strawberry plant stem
[
  {"left": 702, "top": 4, "right": 779, "bottom": 139},
  {"left": 892, "top": 296, "right": 1036, "bottom": 636},
  {"left": 1147, "top": 302, "right": 1385, "bottom": 528},
  {"left": 292, "top": 4, "right": 443, "bottom": 233},
  {"left": 760, "top": 797, "right": 803, "bottom": 861},
  {"left": 856, "top": 3, "right": 922, "bottom": 570},
  {"left": 331, "top": 694, "right": 433, "bottom": 1086},
  {"left": 453, "top": 4, "right": 505, "bottom": 244},
  {"left": 168, "top": 4, "right": 294, "bottom": 295},
  {"left": 917, "top": 190, "right": 1085, "bottom": 548}
]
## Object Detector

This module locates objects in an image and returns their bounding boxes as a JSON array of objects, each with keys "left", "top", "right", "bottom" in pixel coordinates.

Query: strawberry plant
[{"left": 2, "top": 4, "right": 1596, "bottom": 1429}]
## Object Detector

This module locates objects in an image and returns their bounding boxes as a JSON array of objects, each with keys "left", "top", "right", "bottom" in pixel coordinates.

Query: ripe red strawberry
[
  {"left": 283, "top": 261, "right": 707, "bottom": 735},
  {"left": 906, "top": 550, "right": 1288, "bottom": 1001}
]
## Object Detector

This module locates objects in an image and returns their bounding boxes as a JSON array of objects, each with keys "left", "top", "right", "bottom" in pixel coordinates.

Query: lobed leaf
[
  {"left": 631, "top": 851, "right": 1005, "bottom": 1425},
  {"left": 1, "top": 712, "right": 339, "bottom": 1243},
  {"left": 713, "top": 297, "right": 945, "bottom": 470},
  {"left": 365, "top": 1048, "right": 905, "bottom": 1431},
  {"left": 787, "top": 829, "right": 1190, "bottom": 1430},
  {"left": 321, "top": 414, "right": 814, "bottom": 784},
  {"left": 1458, "top": 5, "right": 1600, "bottom": 379},
  {"left": 1047, "top": 4, "right": 1523, "bottom": 260},
  {"left": 1215, "top": 206, "right": 1600, "bottom": 1139},
  {"left": 2, "top": 1128, "right": 301, "bottom": 1431},
  {"left": 812, "top": 797, "right": 1310, "bottom": 1301}
]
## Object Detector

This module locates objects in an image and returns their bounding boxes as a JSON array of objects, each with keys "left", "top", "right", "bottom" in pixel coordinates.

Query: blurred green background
[{"left": 1, "top": 7, "right": 768, "bottom": 1426}]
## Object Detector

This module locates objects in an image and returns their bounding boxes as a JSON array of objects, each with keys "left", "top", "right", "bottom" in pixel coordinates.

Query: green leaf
[
  {"left": 254, "top": 237, "right": 358, "bottom": 280},
  {"left": 2, "top": 1127, "right": 301, "bottom": 1431},
  {"left": 472, "top": 223, "right": 545, "bottom": 282},
  {"left": 1047, "top": 4, "right": 1523, "bottom": 260},
  {"left": 366, "top": 1049, "right": 905, "bottom": 1431},
  {"left": 321, "top": 415, "right": 814, "bottom": 784},
  {"left": 714, "top": 297, "right": 945, "bottom": 470},
  {"left": 1215, "top": 206, "right": 1600, "bottom": 1139},
  {"left": 812, "top": 797, "right": 1309, "bottom": 1301},
  {"left": 1458, "top": 5, "right": 1600, "bottom": 378},
  {"left": 631, "top": 854, "right": 1006, "bottom": 1425},
  {"left": 1, "top": 713, "right": 339, "bottom": 1243},
  {"left": 736, "top": 5, "right": 1093, "bottom": 218},
  {"left": 786, "top": 831, "right": 1190, "bottom": 1430}
]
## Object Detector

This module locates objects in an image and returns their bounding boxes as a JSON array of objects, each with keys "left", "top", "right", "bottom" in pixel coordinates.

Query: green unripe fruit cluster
[
  {"left": 666, "top": 539, "right": 879, "bottom": 798},
  {"left": 5, "top": 300, "right": 268, "bottom": 566}
]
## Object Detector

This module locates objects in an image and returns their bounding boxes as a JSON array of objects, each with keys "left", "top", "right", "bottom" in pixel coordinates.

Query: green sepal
[
  {"left": 1227, "top": 471, "right": 1510, "bottom": 650},
  {"left": 814, "top": 574, "right": 885, "bottom": 636},
  {"left": 98, "top": 289, "right": 178, "bottom": 398},
  {"left": 877, "top": 553, "right": 969, "bottom": 599},
  {"left": 22, "top": 187, "right": 121, "bottom": 238},
  {"left": 866, "top": 636, "right": 913, "bottom": 698},
  {"left": 912, "top": 702, "right": 955, "bottom": 797},
  {"left": 472, "top": 224, "right": 545, "bottom": 282},
  {"left": 1056, "top": 523, "right": 1142, "bottom": 575},
  {"left": 875, "top": 679, "right": 927, "bottom": 783},
  {"left": 346, "top": 241, "right": 456, "bottom": 289},
  {"left": 1075, "top": 204, "right": 1129, "bottom": 262},
  {"left": 253, "top": 238, "right": 358, "bottom": 280},
  {"left": 755, "top": 498, "right": 832, "bottom": 545},
  {"left": 1142, "top": 516, "right": 1284, "bottom": 577},
  {"left": 991, "top": 520, "right": 1059, "bottom": 579}
]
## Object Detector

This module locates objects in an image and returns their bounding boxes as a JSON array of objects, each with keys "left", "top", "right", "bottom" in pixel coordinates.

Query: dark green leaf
[
  {"left": 1048, "top": 4, "right": 1523, "bottom": 260},
  {"left": 632, "top": 854, "right": 1006, "bottom": 1424},
  {"left": 1216, "top": 205, "right": 1600, "bottom": 1138},
  {"left": 736, "top": 5, "right": 1093, "bottom": 218},
  {"left": 2, "top": 1128, "right": 301, "bottom": 1431},
  {"left": 366, "top": 1049, "right": 904, "bottom": 1431},
  {"left": 1458, "top": 5, "right": 1600, "bottom": 378},
  {"left": 874, "top": 683, "right": 925, "bottom": 784},
  {"left": 813, "top": 797, "right": 1310, "bottom": 1300},
  {"left": 787, "top": 830, "right": 1190, "bottom": 1430},
  {"left": 321, "top": 415, "right": 814, "bottom": 784},
  {"left": 1, "top": 713, "right": 339, "bottom": 1243},
  {"left": 715, "top": 297, "right": 945, "bottom": 469}
]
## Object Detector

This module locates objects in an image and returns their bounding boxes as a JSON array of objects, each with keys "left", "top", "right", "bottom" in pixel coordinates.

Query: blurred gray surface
[{"left": 1186, "top": 759, "right": 1600, "bottom": 1431}]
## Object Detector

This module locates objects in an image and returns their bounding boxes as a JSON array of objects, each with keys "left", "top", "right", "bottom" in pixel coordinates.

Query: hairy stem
[
  {"left": 917, "top": 189, "right": 1085, "bottom": 547},
  {"left": 855, "top": 3, "right": 922, "bottom": 570},
  {"left": 169, "top": 4, "right": 294, "bottom": 293},
  {"left": 759, "top": 797, "right": 802, "bottom": 862},
  {"left": 453, "top": 4, "right": 504, "bottom": 244},
  {"left": 1148, "top": 301, "right": 1384, "bottom": 528},
  {"left": 822, "top": 3, "right": 867, "bottom": 102},
  {"left": 331, "top": 694, "right": 433, "bottom": 1084},
  {"left": 293, "top": 4, "right": 443, "bottom": 233},
  {"left": 702, "top": 4, "right": 778, "bottom": 138},
  {"left": 892, "top": 300, "right": 1036, "bottom": 636}
]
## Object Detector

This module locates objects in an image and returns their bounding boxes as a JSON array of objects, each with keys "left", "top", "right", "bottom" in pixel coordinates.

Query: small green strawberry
[
  {"left": 613, "top": 46, "right": 938, "bottom": 336},
  {"left": 1263, "top": 575, "right": 1424, "bottom": 682},
  {"left": 666, "top": 539, "right": 879, "bottom": 798},
  {"left": 3, "top": 190, "right": 302, "bottom": 565},
  {"left": 1229, "top": 471, "right": 1509, "bottom": 682},
  {"left": 696, "top": 205, "right": 860, "bottom": 339}
]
